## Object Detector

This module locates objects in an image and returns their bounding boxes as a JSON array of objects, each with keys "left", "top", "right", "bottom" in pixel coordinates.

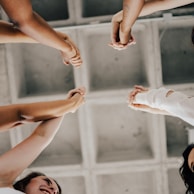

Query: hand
[
  {"left": 67, "top": 87, "right": 86, "bottom": 99},
  {"left": 57, "top": 31, "right": 82, "bottom": 67},
  {"left": 67, "top": 87, "right": 86, "bottom": 113},
  {"left": 119, "top": 24, "right": 136, "bottom": 45},
  {"left": 128, "top": 85, "right": 148, "bottom": 105},
  {"left": 109, "top": 11, "right": 136, "bottom": 50},
  {"left": 127, "top": 85, "right": 168, "bottom": 115},
  {"left": 128, "top": 103, "right": 165, "bottom": 114}
]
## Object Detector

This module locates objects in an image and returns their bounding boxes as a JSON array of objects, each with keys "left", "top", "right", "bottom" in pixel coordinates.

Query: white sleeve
[{"left": 134, "top": 88, "right": 194, "bottom": 126}]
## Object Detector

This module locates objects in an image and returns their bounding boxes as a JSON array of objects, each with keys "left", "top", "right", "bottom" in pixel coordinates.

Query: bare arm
[
  {"left": 0, "top": 116, "right": 63, "bottom": 187},
  {"left": 0, "top": 88, "right": 85, "bottom": 187},
  {"left": 0, "top": 20, "right": 37, "bottom": 43},
  {"left": 0, "top": 21, "right": 82, "bottom": 65},
  {"left": 139, "top": 0, "right": 194, "bottom": 16},
  {"left": 120, "top": 0, "right": 144, "bottom": 44},
  {"left": 111, "top": 0, "right": 194, "bottom": 49},
  {"left": 0, "top": 87, "right": 85, "bottom": 131},
  {"left": 0, "top": 0, "right": 82, "bottom": 66}
]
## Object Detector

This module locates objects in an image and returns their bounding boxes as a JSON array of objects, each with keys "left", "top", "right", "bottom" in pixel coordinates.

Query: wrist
[
  {"left": 120, "top": 22, "right": 131, "bottom": 34},
  {"left": 61, "top": 42, "right": 76, "bottom": 58}
]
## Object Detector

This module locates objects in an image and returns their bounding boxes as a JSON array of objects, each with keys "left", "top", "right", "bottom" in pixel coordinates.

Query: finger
[
  {"left": 111, "top": 21, "right": 120, "bottom": 44},
  {"left": 134, "top": 85, "right": 144, "bottom": 90},
  {"left": 68, "top": 88, "right": 82, "bottom": 97},
  {"left": 72, "top": 62, "right": 82, "bottom": 68},
  {"left": 63, "top": 60, "right": 70, "bottom": 66},
  {"left": 108, "top": 43, "right": 115, "bottom": 48},
  {"left": 70, "top": 58, "right": 82, "bottom": 64},
  {"left": 75, "top": 87, "right": 85, "bottom": 95},
  {"left": 72, "top": 93, "right": 85, "bottom": 106},
  {"left": 134, "top": 85, "right": 148, "bottom": 91},
  {"left": 110, "top": 43, "right": 128, "bottom": 51},
  {"left": 71, "top": 88, "right": 83, "bottom": 96},
  {"left": 71, "top": 59, "right": 82, "bottom": 65},
  {"left": 127, "top": 36, "right": 136, "bottom": 46},
  {"left": 71, "top": 54, "right": 81, "bottom": 61},
  {"left": 114, "top": 46, "right": 128, "bottom": 51},
  {"left": 78, "top": 86, "right": 86, "bottom": 94},
  {"left": 128, "top": 103, "right": 139, "bottom": 110},
  {"left": 111, "top": 41, "right": 124, "bottom": 48}
]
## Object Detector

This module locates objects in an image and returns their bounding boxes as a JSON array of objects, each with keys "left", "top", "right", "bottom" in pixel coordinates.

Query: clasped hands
[
  {"left": 57, "top": 31, "right": 82, "bottom": 68},
  {"left": 70, "top": 85, "right": 156, "bottom": 115},
  {"left": 128, "top": 85, "right": 166, "bottom": 115},
  {"left": 109, "top": 11, "right": 136, "bottom": 51}
]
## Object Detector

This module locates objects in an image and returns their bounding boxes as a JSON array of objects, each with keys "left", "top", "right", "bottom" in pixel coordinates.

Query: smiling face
[
  {"left": 188, "top": 148, "right": 194, "bottom": 172},
  {"left": 24, "top": 176, "right": 59, "bottom": 194}
]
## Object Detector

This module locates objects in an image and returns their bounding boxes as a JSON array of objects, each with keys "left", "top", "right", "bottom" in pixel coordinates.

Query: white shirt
[
  {"left": 134, "top": 87, "right": 194, "bottom": 126},
  {"left": 0, "top": 188, "right": 25, "bottom": 194}
]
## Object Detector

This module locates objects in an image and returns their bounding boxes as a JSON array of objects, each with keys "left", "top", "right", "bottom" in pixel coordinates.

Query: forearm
[
  {"left": 0, "top": 20, "right": 37, "bottom": 43},
  {"left": 17, "top": 99, "right": 76, "bottom": 121},
  {"left": 139, "top": 0, "right": 194, "bottom": 16},
  {"left": 115, "top": 0, "right": 194, "bottom": 23},
  {"left": 0, "top": 117, "right": 63, "bottom": 186},
  {"left": 121, "top": 0, "right": 145, "bottom": 32},
  {"left": 0, "top": 20, "right": 69, "bottom": 45},
  {"left": 0, "top": 0, "right": 73, "bottom": 54},
  {"left": 134, "top": 88, "right": 194, "bottom": 125},
  {"left": 17, "top": 12, "right": 73, "bottom": 53},
  {"left": 0, "top": 99, "right": 75, "bottom": 131}
]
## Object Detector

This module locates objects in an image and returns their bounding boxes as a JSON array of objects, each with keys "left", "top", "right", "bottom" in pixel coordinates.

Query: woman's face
[
  {"left": 25, "top": 176, "right": 59, "bottom": 194},
  {"left": 188, "top": 148, "right": 194, "bottom": 172}
]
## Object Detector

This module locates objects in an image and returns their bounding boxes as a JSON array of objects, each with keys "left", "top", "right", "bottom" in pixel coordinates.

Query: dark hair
[
  {"left": 13, "top": 172, "right": 62, "bottom": 194},
  {"left": 192, "top": 27, "right": 194, "bottom": 45},
  {"left": 179, "top": 144, "right": 194, "bottom": 194}
]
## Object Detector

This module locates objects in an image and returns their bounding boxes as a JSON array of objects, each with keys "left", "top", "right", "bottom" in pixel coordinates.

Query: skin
[
  {"left": 0, "top": 21, "right": 82, "bottom": 66},
  {"left": 110, "top": 0, "right": 194, "bottom": 50},
  {"left": 188, "top": 148, "right": 194, "bottom": 172},
  {"left": 0, "top": 0, "right": 82, "bottom": 67},
  {"left": 0, "top": 87, "right": 85, "bottom": 191},
  {"left": 25, "top": 176, "right": 59, "bottom": 194}
]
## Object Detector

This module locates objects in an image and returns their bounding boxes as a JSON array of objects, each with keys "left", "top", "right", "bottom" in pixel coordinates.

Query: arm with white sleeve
[{"left": 128, "top": 85, "right": 194, "bottom": 126}]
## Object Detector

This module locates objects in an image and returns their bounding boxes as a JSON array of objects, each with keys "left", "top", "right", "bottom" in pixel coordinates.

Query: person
[
  {"left": 110, "top": 0, "right": 194, "bottom": 50},
  {"left": 128, "top": 85, "right": 194, "bottom": 193},
  {"left": 0, "top": 0, "right": 82, "bottom": 67},
  {"left": 0, "top": 87, "right": 85, "bottom": 194}
]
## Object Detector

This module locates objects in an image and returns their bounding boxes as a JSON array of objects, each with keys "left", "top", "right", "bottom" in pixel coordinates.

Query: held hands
[
  {"left": 127, "top": 85, "right": 166, "bottom": 115},
  {"left": 128, "top": 85, "right": 155, "bottom": 113},
  {"left": 109, "top": 11, "right": 136, "bottom": 50},
  {"left": 57, "top": 31, "right": 82, "bottom": 67},
  {"left": 67, "top": 87, "right": 86, "bottom": 113},
  {"left": 128, "top": 85, "right": 148, "bottom": 107}
]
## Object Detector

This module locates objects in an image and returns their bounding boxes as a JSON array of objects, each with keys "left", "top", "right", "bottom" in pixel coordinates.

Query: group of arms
[
  {"left": 1, "top": 0, "right": 193, "bottom": 56},
  {"left": 0, "top": 87, "right": 85, "bottom": 187},
  {"left": 0, "top": 0, "right": 194, "bottom": 188},
  {"left": 1, "top": 84, "right": 193, "bottom": 187}
]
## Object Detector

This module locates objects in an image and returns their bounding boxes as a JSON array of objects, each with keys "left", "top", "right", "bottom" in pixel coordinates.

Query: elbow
[{"left": 11, "top": 12, "right": 34, "bottom": 30}]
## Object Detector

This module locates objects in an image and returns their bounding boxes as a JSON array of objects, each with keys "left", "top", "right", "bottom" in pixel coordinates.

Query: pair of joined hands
[
  {"left": 57, "top": 31, "right": 82, "bottom": 68},
  {"left": 109, "top": 11, "right": 136, "bottom": 51},
  {"left": 128, "top": 85, "right": 170, "bottom": 115},
  {"left": 70, "top": 85, "right": 159, "bottom": 115},
  {"left": 61, "top": 11, "right": 136, "bottom": 67}
]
